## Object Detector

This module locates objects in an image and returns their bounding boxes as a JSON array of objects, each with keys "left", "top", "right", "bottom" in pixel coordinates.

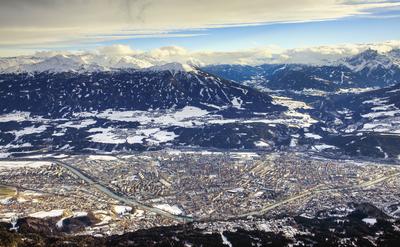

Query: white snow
[
  {"left": 362, "top": 98, "right": 388, "bottom": 105},
  {"left": 29, "top": 209, "right": 64, "bottom": 219},
  {"left": 173, "top": 106, "right": 209, "bottom": 120},
  {"left": 371, "top": 104, "right": 396, "bottom": 111},
  {"left": 58, "top": 119, "right": 96, "bottom": 128},
  {"left": 290, "top": 137, "right": 298, "bottom": 147},
  {"left": 153, "top": 204, "right": 183, "bottom": 215},
  {"left": 272, "top": 96, "right": 313, "bottom": 110},
  {"left": 87, "top": 127, "right": 127, "bottom": 144},
  {"left": 56, "top": 211, "right": 88, "bottom": 229},
  {"left": 56, "top": 218, "right": 66, "bottom": 228},
  {"left": 87, "top": 155, "right": 118, "bottom": 161},
  {"left": 0, "top": 198, "right": 12, "bottom": 205},
  {"left": 113, "top": 205, "right": 132, "bottom": 215},
  {"left": 231, "top": 96, "right": 243, "bottom": 109},
  {"left": 227, "top": 187, "right": 244, "bottom": 193},
  {"left": 304, "top": 133, "right": 322, "bottom": 139},
  {"left": 208, "top": 112, "right": 317, "bottom": 128},
  {"left": 126, "top": 135, "right": 145, "bottom": 144},
  {"left": 73, "top": 211, "right": 88, "bottom": 217},
  {"left": 0, "top": 53, "right": 156, "bottom": 73},
  {"left": 87, "top": 127, "right": 177, "bottom": 145},
  {"left": 337, "top": 87, "right": 377, "bottom": 94},
  {"left": 150, "top": 130, "right": 178, "bottom": 143},
  {"left": 312, "top": 144, "right": 338, "bottom": 150},
  {"left": 220, "top": 232, "right": 233, "bottom": 247},
  {"left": 0, "top": 112, "right": 34, "bottom": 122},
  {"left": 78, "top": 107, "right": 209, "bottom": 128},
  {"left": 253, "top": 191, "right": 264, "bottom": 198},
  {"left": 0, "top": 212, "right": 18, "bottom": 223},
  {"left": 362, "top": 110, "right": 400, "bottom": 119},
  {"left": 376, "top": 146, "right": 389, "bottom": 159},
  {"left": 362, "top": 218, "right": 377, "bottom": 226},
  {"left": 7, "top": 125, "right": 48, "bottom": 139},
  {"left": 254, "top": 140, "right": 270, "bottom": 147},
  {"left": 0, "top": 161, "right": 51, "bottom": 170},
  {"left": 0, "top": 152, "right": 11, "bottom": 158}
]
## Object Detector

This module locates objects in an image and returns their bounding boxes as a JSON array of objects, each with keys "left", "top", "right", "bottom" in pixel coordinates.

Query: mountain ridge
[{"left": 1, "top": 48, "right": 400, "bottom": 74}]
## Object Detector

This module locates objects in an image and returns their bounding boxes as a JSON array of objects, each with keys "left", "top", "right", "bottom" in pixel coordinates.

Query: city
[{"left": 1, "top": 151, "right": 399, "bottom": 240}]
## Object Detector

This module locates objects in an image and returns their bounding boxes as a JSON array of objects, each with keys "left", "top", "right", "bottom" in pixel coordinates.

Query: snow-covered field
[
  {"left": 153, "top": 204, "right": 183, "bottom": 215},
  {"left": 362, "top": 218, "right": 377, "bottom": 226},
  {"left": 87, "top": 155, "right": 118, "bottom": 161},
  {"left": 29, "top": 209, "right": 64, "bottom": 219},
  {"left": 0, "top": 161, "right": 51, "bottom": 170},
  {"left": 113, "top": 205, "right": 132, "bottom": 215},
  {"left": 75, "top": 106, "right": 209, "bottom": 128},
  {"left": 0, "top": 111, "right": 45, "bottom": 123}
]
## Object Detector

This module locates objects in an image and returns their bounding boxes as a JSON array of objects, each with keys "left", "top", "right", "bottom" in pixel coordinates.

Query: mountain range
[
  {"left": 0, "top": 49, "right": 399, "bottom": 161},
  {"left": 204, "top": 49, "right": 400, "bottom": 92}
]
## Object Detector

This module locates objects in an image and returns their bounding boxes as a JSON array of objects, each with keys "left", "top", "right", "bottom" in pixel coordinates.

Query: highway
[
  {"left": 2, "top": 156, "right": 398, "bottom": 222},
  {"left": 234, "top": 172, "right": 400, "bottom": 219},
  {"left": 56, "top": 161, "right": 194, "bottom": 223}
]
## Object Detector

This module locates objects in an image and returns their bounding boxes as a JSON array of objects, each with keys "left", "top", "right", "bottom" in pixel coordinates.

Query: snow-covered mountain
[
  {"left": 1, "top": 48, "right": 400, "bottom": 160},
  {"left": 0, "top": 68, "right": 286, "bottom": 117},
  {"left": 0, "top": 53, "right": 161, "bottom": 73},
  {"left": 312, "top": 83, "right": 400, "bottom": 159},
  {"left": 1, "top": 48, "right": 400, "bottom": 75},
  {"left": 340, "top": 48, "right": 400, "bottom": 73},
  {"left": 0, "top": 68, "right": 305, "bottom": 153},
  {"left": 204, "top": 48, "right": 400, "bottom": 93}
]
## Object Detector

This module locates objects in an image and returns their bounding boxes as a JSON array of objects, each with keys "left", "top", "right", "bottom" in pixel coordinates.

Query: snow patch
[
  {"left": 29, "top": 209, "right": 64, "bottom": 219},
  {"left": 113, "top": 205, "right": 132, "bottom": 215},
  {"left": 304, "top": 133, "right": 322, "bottom": 139},
  {"left": 254, "top": 140, "right": 270, "bottom": 147},
  {"left": 153, "top": 204, "right": 183, "bottom": 215},
  {"left": 362, "top": 218, "right": 377, "bottom": 226},
  {"left": 0, "top": 161, "right": 51, "bottom": 170},
  {"left": 87, "top": 155, "right": 118, "bottom": 161}
]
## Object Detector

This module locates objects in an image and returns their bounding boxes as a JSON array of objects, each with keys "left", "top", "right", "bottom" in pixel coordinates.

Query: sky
[{"left": 0, "top": 0, "right": 400, "bottom": 58}]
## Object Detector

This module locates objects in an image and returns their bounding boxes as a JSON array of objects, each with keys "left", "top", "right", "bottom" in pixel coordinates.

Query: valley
[
  {"left": 1, "top": 152, "right": 400, "bottom": 238},
  {"left": 1, "top": 48, "right": 400, "bottom": 246}
]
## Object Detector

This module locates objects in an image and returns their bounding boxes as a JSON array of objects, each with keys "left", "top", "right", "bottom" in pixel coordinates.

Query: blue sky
[
  {"left": 0, "top": 0, "right": 399, "bottom": 56},
  {"left": 99, "top": 13, "right": 400, "bottom": 52}
]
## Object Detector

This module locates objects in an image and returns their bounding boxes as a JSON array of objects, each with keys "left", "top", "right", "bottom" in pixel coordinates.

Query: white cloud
[
  {"left": 2, "top": 40, "right": 400, "bottom": 67},
  {"left": 150, "top": 46, "right": 189, "bottom": 59},
  {"left": 72, "top": 40, "right": 400, "bottom": 65},
  {"left": 121, "top": 40, "right": 398, "bottom": 65},
  {"left": 142, "top": 40, "right": 398, "bottom": 66},
  {"left": 0, "top": 0, "right": 399, "bottom": 51},
  {"left": 96, "top": 44, "right": 139, "bottom": 56}
]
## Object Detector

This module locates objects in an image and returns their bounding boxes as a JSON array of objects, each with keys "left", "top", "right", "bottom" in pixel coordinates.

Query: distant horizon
[{"left": 1, "top": 40, "right": 400, "bottom": 67}]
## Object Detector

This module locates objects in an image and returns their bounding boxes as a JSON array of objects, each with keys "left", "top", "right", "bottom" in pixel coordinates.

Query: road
[
  {"left": 56, "top": 161, "right": 194, "bottom": 223},
  {"left": 2, "top": 156, "right": 398, "bottom": 222},
  {"left": 234, "top": 172, "right": 400, "bottom": 218}
]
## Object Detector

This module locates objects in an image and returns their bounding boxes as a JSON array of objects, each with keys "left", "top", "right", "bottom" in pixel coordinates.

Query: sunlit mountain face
[{"left": 1, "top": 1, "right": 400, "bottom": 246}]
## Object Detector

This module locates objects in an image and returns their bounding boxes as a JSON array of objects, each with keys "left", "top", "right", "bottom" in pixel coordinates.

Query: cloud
[
  {"left": 2, "top": 40, "right": 400, "bottom": 67},
  {"left": 0, "top": 0, "right": 399, "bottom": 50},
  {"left": 157, "top": 40, "right": 400, "bottom": 65},
  {"left": 88, "top": 40, "right": 400, "bottom": 65},
  {"left": 96, "top": 44, "right": 139, "bottom": 56},
  {"left": 149, "top": 46, "right": 189, "bottom": 59},
  {"left": 276, "top": 40, "right": 400, "bottom": 64}
]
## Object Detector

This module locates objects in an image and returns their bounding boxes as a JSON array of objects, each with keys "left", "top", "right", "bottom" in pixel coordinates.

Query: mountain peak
[
  {"left": 342, "top": 48, "right": 394, "bottom": 72},
  {"left": 358, "top": 48, "right": 379, "bottom": 58},
  {"left": 388, "top": 48, "right": 400, "bottom": 58}
]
